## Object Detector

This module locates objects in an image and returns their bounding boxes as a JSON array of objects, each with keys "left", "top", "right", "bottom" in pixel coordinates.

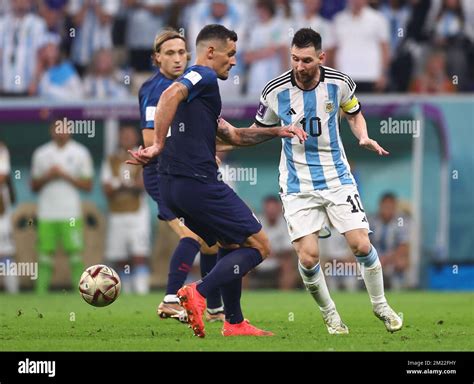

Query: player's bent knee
[
  {"left": 260, "top": 240, "right": 271, "bottom": 260},
  {"left": 244, "top": 230, "right": 271, "bottom": 259},
  {"left": 245, "top": 244, "right": 269, "bottom": 259},
  {"left": 252, "top": 239, "right": 271, "bottom": 260},
  {"left": 183, "top": 234, "right": 205, "bottom": 248},
  {"left": 260, "top": 234, "right": 271, "bottom": 259},
  {"left": 200, "top": 243, "right": 219, "bottom": 254},
  {"left": 345, "top": 230, "right": 371, "bottom": 256},
  {"left": 351, "top": 241, "right": 371, "bottom": 256},
  {"left": 298, "top": 251, "right": 319, "bottom": 269}
]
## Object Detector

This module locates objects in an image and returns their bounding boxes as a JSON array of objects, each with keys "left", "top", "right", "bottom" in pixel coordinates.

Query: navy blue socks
[{"left": 166, "top": 237, "right": 200, "bottom": 295}]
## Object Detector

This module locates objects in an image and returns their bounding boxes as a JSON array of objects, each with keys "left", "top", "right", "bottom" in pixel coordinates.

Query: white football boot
[
  {"left": 321, "top": 306, "right": 349, "bottom": 335},
  {"left": 373, "top": 302, "right": 403, "bottom": 333}
]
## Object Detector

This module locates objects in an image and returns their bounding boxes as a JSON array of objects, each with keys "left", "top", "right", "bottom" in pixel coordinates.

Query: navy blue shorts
[
  {"left": 143, "top": 163, "right": 176, "bottom": 221},
  {"left": 158, "top": 174, "right": 262, "bottom": 247}
]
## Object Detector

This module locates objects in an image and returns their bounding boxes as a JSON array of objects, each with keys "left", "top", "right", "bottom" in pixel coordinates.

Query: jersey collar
[{"left": 290, "top": 66, "right": 325, "bottom": 92}]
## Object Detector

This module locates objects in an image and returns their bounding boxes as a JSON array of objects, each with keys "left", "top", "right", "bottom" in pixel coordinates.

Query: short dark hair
[
  {"left": 263, "top": 195, "right": 280, "bottom": 204},
  {"left": 256, "top": 0, "right": 276, "bottom": 17},
  {"left": 196, "top": 24, "right": 238, "bottom": 46},
  {"left": 291, "top": 28, "right": 322, "bottom": 51},
  {"left": 380, "top": 192, "right": 397, "bottom": 203}
]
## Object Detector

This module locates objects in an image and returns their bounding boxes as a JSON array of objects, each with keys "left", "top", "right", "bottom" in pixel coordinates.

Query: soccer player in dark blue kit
[
  {"left": 130, "top": 24, "right": 307, "bottom": 338},
  {"left": 132, "top": 28, "right": 227, "bottom": 323}
]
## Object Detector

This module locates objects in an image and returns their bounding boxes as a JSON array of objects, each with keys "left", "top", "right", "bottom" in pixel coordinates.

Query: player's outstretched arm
[
  {"left": 127, "top": 82, "right": 188, "bottom": 165},
  {"left": 345, "top": 111, "right": 389, "bottom": 156},
  {"left": 217, "top": 118, "right": 307, "bottom": 147},
  {"left": 216, "top": 135, "right": 236, "bottom": 152}
]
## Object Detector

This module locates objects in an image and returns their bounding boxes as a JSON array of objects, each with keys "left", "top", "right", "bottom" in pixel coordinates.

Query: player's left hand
[
  {"left": 280, "top": 125, "right": 308, "bottom": 143},
  {"left": 359, "top": 138, "right": 389, "bottom": 156}
]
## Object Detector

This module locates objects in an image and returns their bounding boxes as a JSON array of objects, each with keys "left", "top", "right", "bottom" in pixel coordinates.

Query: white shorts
[
  {"left": 105, "top": 212, "right": 151, "bottom": 261},
  {"left": 281, "top": 184, "right": 370, "bottom": 242},
  {"left": 0, "top": 212, "right": 15, "bottom": 256}
]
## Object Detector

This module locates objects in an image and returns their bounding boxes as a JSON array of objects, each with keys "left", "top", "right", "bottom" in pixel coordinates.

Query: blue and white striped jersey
[
  {"left": 68, "top": 0, "right": 119, "bottom": 66},
  {"left": 0, "top": 13, "right": 47, "bottom": 93},
  {"left": 255, "top": 66, "right": 361, "bottom": 194}
]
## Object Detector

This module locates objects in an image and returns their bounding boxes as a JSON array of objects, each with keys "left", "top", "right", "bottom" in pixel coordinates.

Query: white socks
[
  {"left": 4, "top": 274, "right": 19, "bottom": 293},
  {"left": 164, "top": 294, "right": 179, "bottom": 303},
  {"left": 356, "top": 246, "right": 387, "bottom": 306},
  {"left": 298, "top": 261, "right": 334, "bottom": 311},
  {"left": 298, "top": 245, "right": 387, "bottom": 313},
  {"left": 133, "top": 265, "right": 150, "bottom": 295},
  {"left": 120, "top": 274, "right": 133, "bottom": 294},
  {"left": 118, "top": 265, "right": 150, "bottom": 294}
]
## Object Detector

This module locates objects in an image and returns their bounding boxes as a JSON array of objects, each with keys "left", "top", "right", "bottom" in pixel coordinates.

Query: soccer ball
[{"left": 79, "top": 265, "right": 121, "bottom": 307}]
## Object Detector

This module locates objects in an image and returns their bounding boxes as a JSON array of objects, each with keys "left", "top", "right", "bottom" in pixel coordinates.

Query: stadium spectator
[
  {"left": 250, "top": 196, "right": 298, "bottom": 290},
  {"left": 167, "top": 0, "right": 196, "bottom": 30},
  {"left": 31, "top": 123, "right": 94, "bottom": 294},
  {"left": 431, "top": 0, "right": 473, "bottom": 91},
  {"left": 380, "top": 0, "right": 411, "bottom": 56},
  {"left": 433, "top": 0, "right": 473, "bottom": 43},
  {"left": 333, "top": 0, "right": 390, "bottom": 92},
  {"left": 67, "top": 0, "right": 120, "bottom": 75},
  {"left": 83, "top": 48, "right": 129, "bottom": 98},
  {"left": 101, "top": 125, "right": 151, "bottom": 294},
  {"left": 124, "top": 0, "right": 170, "bottom": 72},
  {"left": 275, "top": 0, "right": 299, "bottom": 20},
  {"left": 410, "top": 49, "right": 457, "bottom": 93},
  {"left": 387, "top": 0, "right": 431, "bottom": 92},
  {"left": 0, "top": 0, "right": 47, "bottom": 96},
  {"left": 320, "top": 0, "right": 346, "bottom": 20},
  {"left": 38, "top": 0, "right": 68, "bottom": 34},
  {"left": 290, "top": 0, "right": 336, "bottom": 66},
  {"left": 187, "top": 0, "right": 247, "bottom": 97},
  {"left": 0, "top": 0, "right": 470, "bottom": 97},
  {"left": 0, "top": 143, "right": 19, "bottom": 293},
  {"left": 369, "top": 192, "right": 411, "bottom": 290},
  {"left": 244, "top": 0, "right": 288, "bottom": 96},
  {"left": 0, "top": 0, "right": 10, "bottom": 15},
  {"left": 37, "top": 33, "right": 84, "bottom": 99}
]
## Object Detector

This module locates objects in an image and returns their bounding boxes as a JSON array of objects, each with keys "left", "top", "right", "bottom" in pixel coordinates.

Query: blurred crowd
[
  {"left": 0, "top": 127, "right": 412, "bottom": 293},
  {"left": 1, "top": 0, "right": 473, "bottom": 99}
]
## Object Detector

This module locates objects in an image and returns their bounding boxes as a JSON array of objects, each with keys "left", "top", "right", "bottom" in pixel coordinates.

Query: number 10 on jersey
[{"left": 299, "top": 116, "right": 322, "bottom": 137}]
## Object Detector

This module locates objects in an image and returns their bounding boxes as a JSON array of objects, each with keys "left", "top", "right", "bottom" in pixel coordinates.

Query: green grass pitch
[{"left": 0, "top": 291, "right": 472, "bottom": 351}]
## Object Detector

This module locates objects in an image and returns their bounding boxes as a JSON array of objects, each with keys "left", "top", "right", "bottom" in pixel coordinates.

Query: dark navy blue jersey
[
  {"left": 138, "top": 70, "right": 174, "bottom": 165},
  {"left": 158, "top": 65, "right": 222, "bottom": 183}
]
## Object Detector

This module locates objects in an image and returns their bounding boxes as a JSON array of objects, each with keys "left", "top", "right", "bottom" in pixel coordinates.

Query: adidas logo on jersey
[{"left": 286, "top": 108, "right": 296, "bottom": 116}]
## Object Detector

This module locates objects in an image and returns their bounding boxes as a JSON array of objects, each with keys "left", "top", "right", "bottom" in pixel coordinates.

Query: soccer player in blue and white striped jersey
[{"left": 254, "top": 28, "right": 403, "bottom": 334}]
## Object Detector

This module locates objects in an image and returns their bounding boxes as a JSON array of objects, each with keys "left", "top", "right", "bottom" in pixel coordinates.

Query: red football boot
[
  {"left": 222, "top": 320, "right": 274, "bottom": 337},
  {"left": 177, "top": 283, "right": 206, "bottom": 338}
]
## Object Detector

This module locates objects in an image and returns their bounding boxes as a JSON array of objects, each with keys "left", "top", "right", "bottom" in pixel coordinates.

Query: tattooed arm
[
  {"left": 216, "top": 118, "right": 307, "bottom": 147},
  {"left": 216, "top": 135, "right": 236, "bottom": 152}
]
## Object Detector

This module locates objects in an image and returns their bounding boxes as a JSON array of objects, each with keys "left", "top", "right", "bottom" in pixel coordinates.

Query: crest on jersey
[{"left": 325, "top": 100, "right": 335, "bottom": 113}]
